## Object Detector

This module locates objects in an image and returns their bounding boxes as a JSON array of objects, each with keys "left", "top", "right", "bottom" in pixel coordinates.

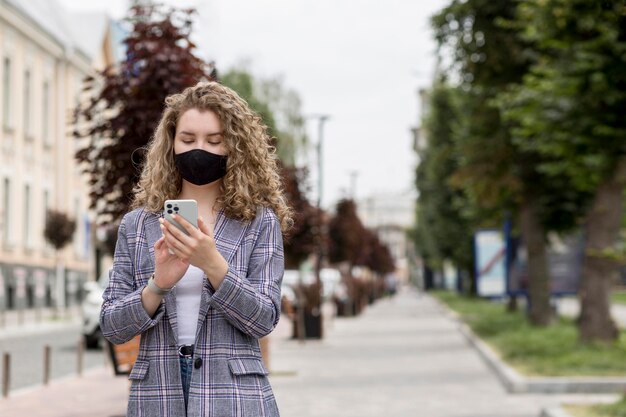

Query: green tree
[
  {"left": 74, "top": 4, "right": 214, "bottom": 225},
  {"left": 414, "top": 79, "right": 474, "bottom": 287},
  {"left": 220, "top": 67, "right": 307, "bottom": 166},
  {"left": 499, "top": 0, "right": 626, "bottom": 342},
  {"left": 219, "top": 68, "right": 278, "bottom": 137},
  {"left": 432, "top": 0, "right": 555, "bottom": 324},
  {"left": 432, "top": 0, "right": 588, "bottom": 325}
]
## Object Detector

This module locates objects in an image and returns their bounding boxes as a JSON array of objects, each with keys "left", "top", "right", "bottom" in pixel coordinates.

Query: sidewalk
[
  {"left": 0, "top": 288, "right": 616, "bottom": 416},
  {"left": 271, "top": 288, "right": 615, "bottom": 417},
  {"left": 0, "top": 306, "right": 83, "bottom": 341}
]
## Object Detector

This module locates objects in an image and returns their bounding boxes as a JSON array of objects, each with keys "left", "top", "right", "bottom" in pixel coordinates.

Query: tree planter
[
  {"left": 292, "top": 310, "right": 322, "bottom": 339},
  {"left": 334, "top": 298, "right": 356, "bottom": 317}
]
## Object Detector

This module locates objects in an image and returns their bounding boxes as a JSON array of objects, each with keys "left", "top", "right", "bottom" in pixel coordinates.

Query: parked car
[
  {"left": 320, "top": 268, "right": 341, "bottom": 301},
  {"left": 82, "top": 270, "right": 108, "bottom": 349}
]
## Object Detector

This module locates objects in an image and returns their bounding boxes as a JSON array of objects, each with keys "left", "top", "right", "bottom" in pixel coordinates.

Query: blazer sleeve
[
  {"left": 209, "top": 208, "right": 284, "bottom": 339},
  {"left": 100, "top": 213, "right": 165, "bottom": 344}
]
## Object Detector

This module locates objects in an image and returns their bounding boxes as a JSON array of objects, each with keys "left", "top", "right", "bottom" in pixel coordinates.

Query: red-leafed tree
[
  {"left": 358, "top": 229, "right": 395, "bottom": 275},
  {"left": 74, "top": 4, "right": 215, "bottom": 225},
  {"left": 281, "top": 165, "right": 321, "bottom": 268},
  {"left": 328, "top": 199, "right": 366, "bottom": 267}
]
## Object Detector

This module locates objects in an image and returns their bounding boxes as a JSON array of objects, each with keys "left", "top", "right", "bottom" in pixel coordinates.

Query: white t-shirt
[{"left": 175, "top": 265, "right": 204, "bottom": 346}]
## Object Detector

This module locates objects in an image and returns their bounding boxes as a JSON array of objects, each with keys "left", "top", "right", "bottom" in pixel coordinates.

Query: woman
[{"left": 101, "top": 81, "right": 292, "bottom": 417}]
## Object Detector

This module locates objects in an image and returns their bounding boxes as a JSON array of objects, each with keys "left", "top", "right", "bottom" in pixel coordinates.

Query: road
[{"left": 0, "top": 324, "right": 106, "bottom": 393}]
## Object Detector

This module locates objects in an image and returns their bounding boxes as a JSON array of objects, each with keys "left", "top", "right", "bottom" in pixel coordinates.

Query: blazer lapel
[{"left": 194, "top": 209, "right": 247, "bottom": 342}]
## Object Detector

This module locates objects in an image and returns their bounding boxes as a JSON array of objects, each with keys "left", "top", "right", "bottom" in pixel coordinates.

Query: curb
[
  {"left": 0, "top": 320, "right": 82, "bottom": 341},
  {"left": 432, "top": 295, "right": 626, "bottom": 394},
  {"left": 540, "top": 407, "right": 573, "bottom": 417}
]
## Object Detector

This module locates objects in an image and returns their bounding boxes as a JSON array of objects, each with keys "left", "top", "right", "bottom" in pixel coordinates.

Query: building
[
  {"left": 357, "top": 190, "right": 416, "bottom": 285},
  {"left": 0, "top": 0, "right": 116, "bottom": 314}
]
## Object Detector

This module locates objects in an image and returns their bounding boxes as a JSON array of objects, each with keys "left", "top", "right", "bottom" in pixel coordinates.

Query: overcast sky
[{"left": 59, "top": 0, "right": 448, "bottom": 210}]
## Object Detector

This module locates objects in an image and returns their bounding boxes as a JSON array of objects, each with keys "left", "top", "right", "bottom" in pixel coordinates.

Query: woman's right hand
[{"left": 153, "top": 236, "right": 189, "bottom": 289}]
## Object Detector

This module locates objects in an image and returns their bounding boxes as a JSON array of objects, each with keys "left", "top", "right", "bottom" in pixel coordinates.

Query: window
[
  {"left": 43, "top": 189, "right": 51, "bottom": 252},
  {"left": 24, "top": 184, "right": 32, "bottom": 248},
  {"left": 42, "top": 81, "right": 49, "bottom": 145},
  {"left": 24, "top": 69, "right": 32, "bottom": 138},
  {"left": 3, "top": 57, "right": 11, "bottom": 129},
  {"left": 3, "top": 178, "right": 11, "bottom": 246},
  {"left": 43, "top": 189, "right": 49, "bottom": 222},
  {"left": 73, "top": 196, "right": 88, "bottom": 259}
]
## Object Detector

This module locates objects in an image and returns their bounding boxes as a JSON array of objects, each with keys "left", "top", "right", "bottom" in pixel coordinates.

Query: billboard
[
  {"left": 507, "top": 232, "right": 583, "bottom": 296},
  {"left": 474, "top": 230, "right": 507, "bottom": 297}
]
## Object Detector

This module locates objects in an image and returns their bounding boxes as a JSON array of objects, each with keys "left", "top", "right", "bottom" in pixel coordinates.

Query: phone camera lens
[
  {"left": 167, "top": 210, "right": 173, "bottom": 214},
  {"left": 166, "top": 204, "right": 172, "bottom": 209},
  {"left": 174, "top": 207, "right": 180, "bottom": 211}
]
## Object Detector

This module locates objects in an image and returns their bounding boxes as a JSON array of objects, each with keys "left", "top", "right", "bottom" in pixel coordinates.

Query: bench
[{"left": 107, "top": 335, "right": 140, "bottom": 376}]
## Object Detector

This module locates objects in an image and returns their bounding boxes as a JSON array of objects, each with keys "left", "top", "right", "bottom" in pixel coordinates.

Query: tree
[
  {"left": 219, "top": 68, "right": 278, "bottom": 138},
  {"left": 432, "top": 0, "right": 586, "bottom": 325},
  {"left": 44, "top": 210, "right": 76, "bottom": 251},
  {"left": 328, "top": 199, "right": 366, "bottom": 268},
  {"left": 221, "top": 67, "right": 318, "bottom": 270},
  {"left": 499, "top": 0, "right": 626, "bottom": 342},
  {"left": 359, "top": 229, "right": 395, "bottom": 275},
  {"left": 43, "top": 210, "right": 76, "bottom": 313},
  {"left": 74, "top": 4, "right": 215, "bottom": 225},
  {"left": 281, "top": 165, "right": 321, "bottom": 269},
  {"left": 220, "top": 67, "right": 307, "bottom": 166},
  {"left": 413, "top": 79, "right": 474, "bottom": 289}
]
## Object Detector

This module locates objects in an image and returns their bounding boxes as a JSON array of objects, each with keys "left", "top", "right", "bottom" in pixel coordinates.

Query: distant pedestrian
[{"left": 101, "top": 81, "right": 291, "bottom": 417}]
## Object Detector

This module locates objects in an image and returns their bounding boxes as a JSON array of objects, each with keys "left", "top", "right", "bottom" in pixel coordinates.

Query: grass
[
  {"left": 565, "top": 396, "right": 626, "bottom": 417},
  {"left": 612, "top": 291, "right": 626, "bottom": 305},
  {"left": 431, "top": 290, "right": 626, "bottom": 377}
]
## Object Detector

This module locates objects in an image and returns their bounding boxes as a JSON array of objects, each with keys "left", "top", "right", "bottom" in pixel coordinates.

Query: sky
[{"left": 58, "top": 0, "right": 448, "bottom": 210}]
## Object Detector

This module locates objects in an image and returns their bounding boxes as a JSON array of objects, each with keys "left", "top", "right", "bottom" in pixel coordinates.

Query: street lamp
[
  {"left": 307, "top": 114, "right": 329, "bottom": 338},
  {"left": 309, "top": 115, "right": 330, "bottom": 209}
]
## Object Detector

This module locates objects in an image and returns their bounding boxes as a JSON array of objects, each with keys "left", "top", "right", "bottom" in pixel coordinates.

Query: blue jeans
[{"left": 179, "top": 356, "right": 193, "bottom": 412}]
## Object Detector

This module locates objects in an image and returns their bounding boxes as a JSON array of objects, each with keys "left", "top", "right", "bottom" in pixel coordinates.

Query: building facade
[
  {"left": 0, "top": 0, "right": 110, "bottom": 312},
  {"left": 357, "top": 191, "right": 416, "bottom": 285}
]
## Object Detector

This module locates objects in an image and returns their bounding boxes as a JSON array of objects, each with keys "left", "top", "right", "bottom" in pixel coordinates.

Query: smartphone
[{"left": 163, "top": 199, "right": 198, "bottom": 236}]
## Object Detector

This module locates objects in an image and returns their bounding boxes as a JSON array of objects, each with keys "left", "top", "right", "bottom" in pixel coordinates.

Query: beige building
[
  {"left": 357, "top": 191, "right": 416, "bottom": 285},
  {"left": 0, "top": 0, "right": 116, "bottom": 312}
]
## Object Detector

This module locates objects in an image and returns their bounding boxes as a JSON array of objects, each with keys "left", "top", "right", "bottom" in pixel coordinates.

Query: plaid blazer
[{"left": 101, "top": 206, "right": 283, "bottom": 417}]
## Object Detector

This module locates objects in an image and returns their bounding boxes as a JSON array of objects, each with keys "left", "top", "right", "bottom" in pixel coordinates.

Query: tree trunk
[
  {"left": 578, "top": 159, "right": 626, "bottom": 343},
  {"left": 55, "top": 256, "right": 66, "bottom": 317},
  {"left": 520, "top": 197, "right": 552, "bottom": 326}
]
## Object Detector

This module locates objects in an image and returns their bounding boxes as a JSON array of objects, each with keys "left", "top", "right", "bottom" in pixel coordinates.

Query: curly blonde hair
[{"left": 132, "top": 81, "right": 293, "bottom": 233}]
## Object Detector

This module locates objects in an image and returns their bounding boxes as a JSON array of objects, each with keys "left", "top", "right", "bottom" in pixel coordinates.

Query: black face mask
[{"left": 174, "top": 149, "right": 228, "bottom": 186}]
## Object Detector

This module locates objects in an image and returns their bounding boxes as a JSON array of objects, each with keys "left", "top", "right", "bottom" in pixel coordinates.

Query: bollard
[
  {"left": 2, "top": 353, "right": 9, "bottom": 398},
  {"left": 77, "top": 339, "right": 84, "bottom": 377},
  {"left": 43, "top": 345, "right": 51, "bottom": 385}
]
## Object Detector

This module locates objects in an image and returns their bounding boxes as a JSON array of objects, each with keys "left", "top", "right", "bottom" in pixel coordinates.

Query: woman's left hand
[{"left": 160, "top": 215, "right": 229, "bottom": 285}]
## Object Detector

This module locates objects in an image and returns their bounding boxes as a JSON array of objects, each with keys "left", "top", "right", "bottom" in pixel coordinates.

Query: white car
[
  {"left": 320, "top": 268, "right": 341, "bottom": 301},
  {"left": 82, "top": 270, "right": 108, "bottom": 349}
]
